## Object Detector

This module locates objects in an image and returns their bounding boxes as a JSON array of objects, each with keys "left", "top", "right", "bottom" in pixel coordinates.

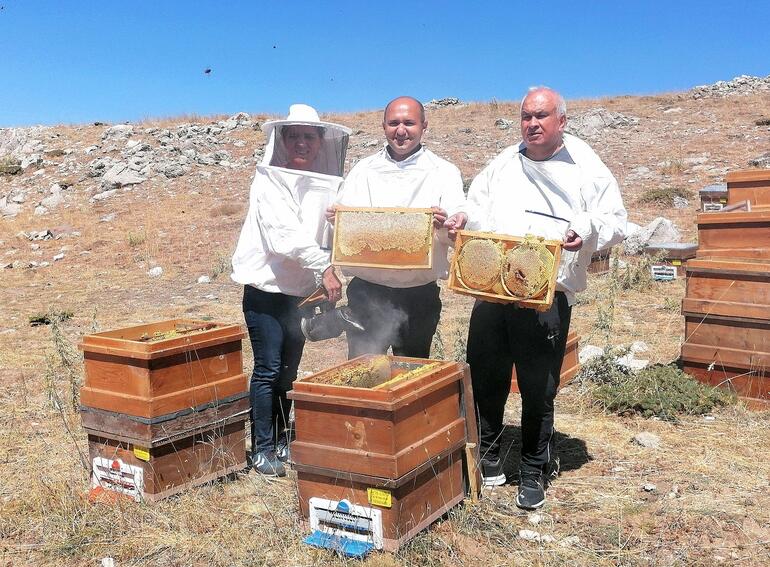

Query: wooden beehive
[
  {"left": 643, "top": 242, "right": 698, "bottom": 277},
  {"left": 699, "top": 182, "right": 729, "bottom": 212},
  {"left": 510, "top": 330, "right": 579, "bottom": 393},
  {"left": 79, "top": 319, "right": 247, "bottom": 419},
  {"left": 727, "top": 169, "right": 770, "bottom": 207},
  {"left": 332, "top": 206, "right": 434, "bottom": 269},
  {"left": 295, "top": 444, "right": 464, "bottom": 552},
  {"left": 447, "top": 230, "right": 562, "bottom": 311},
  {"left": 681, "top": 257, "right": 770, "bottom": 407},
  {"left": 288, "top": 356, "right": 474, "bottom": 479},
  {"left": 88, "top": 417, "right": 247, "bottom": 502},
  {"left": 587, "top": 247, "right": 612, "bottom": 275},
  {"left": 696, "top": 207, "right": 770, "bottom": 259}
]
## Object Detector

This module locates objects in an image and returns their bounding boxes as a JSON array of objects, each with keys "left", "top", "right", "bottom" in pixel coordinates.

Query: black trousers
[
  {"left": 345, "top": 277, "right": 442, "bottom": 359},
  {"left": 467, "top": 292, "right": 571, "bottom": 475}
]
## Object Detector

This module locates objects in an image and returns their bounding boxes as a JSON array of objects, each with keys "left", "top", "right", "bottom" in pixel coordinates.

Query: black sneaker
[
  {"left": 481, "top": 457, "right": 506, "bottom": 487},
  {"left": 516, "top": 472, "right": 546, "bottom": 510},
  {"left": 276, "top": 437, "right": 291, "bottom": 463},
  {"left": 251, "top": 450, "right": 286, "bottom": 477}
]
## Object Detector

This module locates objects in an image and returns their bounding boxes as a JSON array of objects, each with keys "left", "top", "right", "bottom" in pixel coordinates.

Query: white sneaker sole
[{"left": 482, "top": 474, "right": 507, "bottom": 487}]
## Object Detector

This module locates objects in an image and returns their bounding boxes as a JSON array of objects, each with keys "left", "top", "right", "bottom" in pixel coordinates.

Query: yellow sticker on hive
[
  {"left": 133, "top": 446, "right": 150, "bottom": 461},
  {"left": 367, "top": 488, "right": 392, "bottom": 508},
  {"left": 720, "top": 198, "right": 728, "bottom": 203},
  {"left": 671, "top": 260, "right": 682, "bottom": 266}
]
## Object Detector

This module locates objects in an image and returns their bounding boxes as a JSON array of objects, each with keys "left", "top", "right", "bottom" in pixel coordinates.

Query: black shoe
[
  {"left": 516, "top": 472, "right": 546, "bottom": 510},
  {"left": 251, "top": 451, "right": 286, "bottom": 477},
  {"left": 481, "top": 457, "right": 506, "bottom": 487},
  {"left": 276, "top": 437, "right": 291, "bottom": 463}
]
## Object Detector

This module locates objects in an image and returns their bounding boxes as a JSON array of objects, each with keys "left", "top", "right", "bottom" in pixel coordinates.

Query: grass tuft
[{"left": 637, "top": 186, "right": 690, "bottom": 206}]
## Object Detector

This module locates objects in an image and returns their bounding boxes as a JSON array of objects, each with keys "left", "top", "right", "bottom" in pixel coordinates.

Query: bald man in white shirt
[
  {"left": 464, "top": 87, "right": 627, "bottom": 509},
  {"left": 330, "top": 96, "right": 467, "bottom": 358}
]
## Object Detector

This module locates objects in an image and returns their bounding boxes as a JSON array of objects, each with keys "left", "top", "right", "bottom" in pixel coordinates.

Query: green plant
[
  {"left": 658, "top": 159, "right": 685, "bottom": 176},
  {"left": 0, "top": 156, "right": 22, "bottom": 175},
  {"left": 637, "top": 186, "right": 690, "bottom": 206},
  {"left": 126, "top": 230, "right": 147, "bottom": 247},
  {"left": 662, "top": 296, "right": 680, "bottom": 312}
]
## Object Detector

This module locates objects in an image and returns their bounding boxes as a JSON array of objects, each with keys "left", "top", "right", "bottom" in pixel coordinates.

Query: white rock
[
  {"left": 559, "top": 535, "right": 581, "bottom": 548},
  {"left": 703, "top": 415, "right": 716, "bottom": 422},
  {"left": 53, "top": 253, "right": 64, "bottom": 261},
  {"left": 148, "top": 266, "right": 163, "bottom": 278},
  {"left": 101, "top": 557, "right": 115, "bottom": 567},
  {"left": 34, "top": 205, "right": 48, "bottom": 216},
  {"left": 41, "top": 193, "right": 64, "bottom": 209},
  {"left": 642, "top": 483, "right": 657, "bottom": 492},
  {"left": 100, "top": 213, "right": 117, "bottom": 222},
  {"left": 579, "top": 345, "right": 604, "bottom": 364},
  {"left": 197, "top": 275, "right": 211, "bottom": 284},
  {"left": 204, "top": 294, "right": 218, "bottom": 300},
  {"left": 617, "top": 354, "right": 649, "bottom": 370},
  {"left": 663, "top": 107, "right": 682, "bottom": 114},
  {"left": 528, "top": 513, "right": 543, "bottom": 525},
  {"left": 630, "top": 341, "right": 649, "bottom": 354},
  {"left": 90, "top": 189, "right": 117, "bottom": 202},
  {"left": 103, "top": 124, "right": 134, "bottom": 140},
  {"left": 84, "top": 145, "right": 99, "bottom": 154},
  {"left": 540, "top": 535, "right": 556, "bottom": 544},
  {"left": 519, "top": 529, "right": 541, "bottom": 542},
  {"left": 632, "top": 432, "right": 661, "bottom": 448}
]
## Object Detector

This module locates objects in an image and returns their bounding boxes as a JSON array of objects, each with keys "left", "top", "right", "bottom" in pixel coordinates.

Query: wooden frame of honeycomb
[
  {"left": 448, "top": 230, "right": 563, "bottom": 311},
  {"left": 332, "top": 206, "right": 434, "bottom": 269}
]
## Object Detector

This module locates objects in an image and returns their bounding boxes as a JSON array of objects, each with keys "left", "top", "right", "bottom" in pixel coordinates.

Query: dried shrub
[{"left": 637, "top": 186, "right": 690, "bottom": 206}]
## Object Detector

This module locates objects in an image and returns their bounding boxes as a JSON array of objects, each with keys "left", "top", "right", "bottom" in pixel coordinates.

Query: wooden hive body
[
  {"left": 727, "top": 169, "right": 770, "bottom": 207},
  {"left": 587, "top": 247, "right": 612, "bottom": 274},
  {"left": 681, "top": 258, "right": 770, "bottom": 407},
  {"left": 699, "top": 183, "right": 729, "bottom": 211},
  {"left": 643, "top": 242, "right": 698, "bottom": 277},
  {"left": 696, "top": 208, "right": 770, "bottom": 259},
  {"left": 79, "top": 319, "right": 247, "bottom": 419},
  {"left": 447, "top": 230, "right": 563, "bottom": 311}
]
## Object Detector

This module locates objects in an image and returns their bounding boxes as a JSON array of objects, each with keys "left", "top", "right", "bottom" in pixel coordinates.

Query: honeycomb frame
[{"left": 332, "top": 206, "right": 434, "bottom": 269}]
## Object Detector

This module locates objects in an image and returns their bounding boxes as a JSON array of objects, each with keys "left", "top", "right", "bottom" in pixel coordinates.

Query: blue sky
[{"left": 1, "top": 1, "right": 769, "bottom": 127}]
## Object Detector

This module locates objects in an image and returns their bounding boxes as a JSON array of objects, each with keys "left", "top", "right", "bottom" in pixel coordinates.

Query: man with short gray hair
[{"left": 464, "top": 86, "right": 627, "bottom": 509}]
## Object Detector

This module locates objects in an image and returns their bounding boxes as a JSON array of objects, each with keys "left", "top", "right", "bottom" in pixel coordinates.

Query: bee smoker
[{"left": 299, "top": 287, "right": 365, "bottom": 342}]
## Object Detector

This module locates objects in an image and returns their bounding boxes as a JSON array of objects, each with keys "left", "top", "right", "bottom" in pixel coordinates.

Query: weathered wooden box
[
  {"left": 448, "top": 230, "right": 562, "bottom": 311},
  {"left": 643, "top": 242, "right": 698, "bottom": 278},
  {"left": 696, "top": 208, "right": 770, "bottom": 259},
  {"left": 681, "top": 257, "right": 770, "bottom": 406},
  {"left": 296, "top": 444, "right": 464, "bottom": 552},
  {"left": 332, "top": 206, "right": 434, "bottom": 269},
  {"left": 699, "top": 183, "right": 728, "bottom": 212},
  {"left": 727, "top": 169, "right": 770, "bottom": 207},
  {"left": 511, "top": 330, "right": 579, "bottom": 393},
  {"left": 79, "top": 319, "right": 247, "bottom": 419},
  {"left": 88, "top": 417, "right": 247, "bottom": 502},
  {"left": 588, "top": 247, "right": 612, "bottom": 275}
]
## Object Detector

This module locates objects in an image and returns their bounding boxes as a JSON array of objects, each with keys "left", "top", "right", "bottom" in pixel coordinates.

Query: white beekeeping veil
[{"left": 260, "top": 104, "right": 351, "bottom": 177}]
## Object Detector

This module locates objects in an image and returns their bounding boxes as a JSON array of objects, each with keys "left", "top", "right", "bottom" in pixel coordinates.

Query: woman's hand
[{"left": 322, "top": 265, "right": 342, "bottom": 303}]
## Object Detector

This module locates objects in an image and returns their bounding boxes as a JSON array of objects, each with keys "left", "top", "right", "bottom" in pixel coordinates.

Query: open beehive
[
  {"left": 332, "top": 206, "right": 434, "bottom": 269},
  {"left": 79, "top": 319, "right": 247, "bottom": 419},
  {"left": 448, "top": 230, "right": 562, "bottom": 311}
]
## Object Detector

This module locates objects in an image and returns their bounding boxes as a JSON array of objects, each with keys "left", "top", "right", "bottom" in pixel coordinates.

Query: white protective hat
[{"left": 261, "top": 104, "right": 351, "bottom": 177}]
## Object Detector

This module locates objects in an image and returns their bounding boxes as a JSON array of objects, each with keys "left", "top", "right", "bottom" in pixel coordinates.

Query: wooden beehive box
[
  {"left": 680, "top": 257, "right": 770, "bottom": 406},
  {"left": 510, "top": 330, "right": 579, "bottom": 393},
  {"left": 727, "top": 169, "right": 770, "bottom": 207},
  {"left": 88, "top": 417, "right": 247, "bottom": 502},
  {"left": 696, "top": 207, "right": 770, "bottom": 259},
  {"left": 447, "top": 230, "right": 562, "bottom": 311},
  {"left": 287, "top": 356, "right": 472, "bottom": 479},
  {"left": 643, "top": 242, "right": 698, "bottom": 278},
  {"left": 587, "top": 247, "right": 612, "bottom": 275},
  {"left": 79, "top": 319, "right": 247, "bottom": 419},
  {"left": 332, "top": 206, "right": 434, "bottom": 269},
  {"left": 296, "top": 444, "right": 464, "bottom": 552},
  {"left": 699, "top": 182, "right": 729, "bottom": 212}
]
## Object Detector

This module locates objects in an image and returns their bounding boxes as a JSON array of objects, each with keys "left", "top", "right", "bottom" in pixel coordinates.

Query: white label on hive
[{"left": 91, "top": 457, "right": 144, "bottom": 501}]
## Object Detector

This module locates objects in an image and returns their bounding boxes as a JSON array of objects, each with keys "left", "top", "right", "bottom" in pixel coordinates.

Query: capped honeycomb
[
  {"left": 307, "top": 355, "right": 392, "bottom": 388},
  {"left": 456, "top": 238, "right": 503, "bottom": 291},
  {"left": 502, "top": 236, "right": 554, "bottom": 299},
  {"left": 336, "top": 210, "right": 432, "bottom": 257}
]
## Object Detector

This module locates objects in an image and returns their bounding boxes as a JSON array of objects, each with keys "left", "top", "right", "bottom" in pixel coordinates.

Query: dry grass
[{"left": 2, "top": 90, "right": 770, "bottom": 566}]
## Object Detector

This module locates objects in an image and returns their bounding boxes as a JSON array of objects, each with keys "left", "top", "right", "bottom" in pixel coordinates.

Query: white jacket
[
  {"left": 336, "top": 145, "right": 466, "bottom": 288},
  {"left": 465, "top": 134, "right": 627, "bottom": 304}
]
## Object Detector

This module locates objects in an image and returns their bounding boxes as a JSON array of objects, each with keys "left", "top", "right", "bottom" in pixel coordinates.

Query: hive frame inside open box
[
  {"left": 448, "top": 230, "right": 562, "bottom": 311},
  {"left": 332, "top": 206, "right": 434, "bottom": 269}
]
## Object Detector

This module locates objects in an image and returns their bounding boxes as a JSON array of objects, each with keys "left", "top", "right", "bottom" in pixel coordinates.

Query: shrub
[{"left": 637, "top": 186, "right": 690, "bottom": 206}]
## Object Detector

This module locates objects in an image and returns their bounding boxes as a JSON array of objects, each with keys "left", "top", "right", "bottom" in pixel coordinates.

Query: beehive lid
[
  {"left": 699, "top": 183, "right": 727, "bottom": 196},
  {"left": 79, "top": 318, "right": 245, "bottom": 359},
  {"left": 643, "top": 242, "right": 698, "bottom": 259}
]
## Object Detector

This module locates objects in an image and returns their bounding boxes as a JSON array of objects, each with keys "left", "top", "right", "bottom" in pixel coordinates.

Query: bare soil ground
[{"left": 1, "top": 89, "right": 769, "bottom": 566}]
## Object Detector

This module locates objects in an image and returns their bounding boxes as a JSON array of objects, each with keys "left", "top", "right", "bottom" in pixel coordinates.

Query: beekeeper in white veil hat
[{"left": 231, "top": 104, "right": 351, "bottom": 477}]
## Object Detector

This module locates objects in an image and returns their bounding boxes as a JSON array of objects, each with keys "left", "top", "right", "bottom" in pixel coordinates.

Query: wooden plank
[
  {"left": 682, "top": 358, "right": 769, "bottom": 401},
  {"left": 681, "top": 342, "right": 770, "bottom": 370},
  {"left": 448, "top": 230, "right": 563, "bottom": 312},
  {"left": 696, "top": 209, "right": 770, "bottom": 258},
  {"left": 684, "top": 315, "right": 770, "bottom": 357},
  {"left": 727, "top": 169, "right": 770, "bottom": 207},
  {"left": 682, "top": 299, "right": 770, "bottom": 321},
  {"left": 459, "top": 364, "right": 481, "bottom": 500},
  {"left": 587, "top": 248, "right": 612, "bottom": 275}
]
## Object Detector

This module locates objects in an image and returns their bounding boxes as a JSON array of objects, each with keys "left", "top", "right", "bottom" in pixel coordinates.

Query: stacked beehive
[
  {"left": 288, "top": 355, "right": 479, "bottom": 552},
  {"left": 79, "top": 319, "right": 249, "bottom": 501},
  {"left": 681, "top": 170, "right": 770, "bottom": 408}
]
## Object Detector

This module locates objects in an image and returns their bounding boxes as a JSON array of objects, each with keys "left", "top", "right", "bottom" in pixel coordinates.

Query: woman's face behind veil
[{"left": 281, "top": 125, "right": 323, "bottom": 171}]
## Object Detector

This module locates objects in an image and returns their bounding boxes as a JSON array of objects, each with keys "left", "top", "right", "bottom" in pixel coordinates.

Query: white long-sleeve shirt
[
  {"left": 335, "top": 145, "right": 466, "bottom": 288},
  {"left": 231, "top": 165, "right": 339, "bottom": 297},
  {"left": 465, "top": 134, "right": 627, "bottom": 304}
]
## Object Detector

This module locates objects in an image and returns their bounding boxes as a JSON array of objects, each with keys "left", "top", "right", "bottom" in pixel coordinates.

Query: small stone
[
  {"left": 100, "top": 213, "right": 117, "bottom": 222},
  {"left": 148, "top": 266, "right": 163, "bottom": 278},
  {"left": 53, "top": 253, "right": 64, "bottom": 261},
  {"left": 643, "top": 483, "right": 657, "bottom": 492},
  {"left": 528, "top": 513, "right": 543, "bottom": 525},
  {"left": 703, "top": 415, "right": 716, "bottom": 422},
  {"left": 34, "top": 205, "right": 48, "bottom": 216},
  {"left": 30, "top": 244, "right": 40, "bottom": 251},
  {"left": 197, "top": 275, "right": 211, "bottom": 284},
  {"left": 632, "top": 432, "right": 661, "bottom": 449},
  {"left": 204, "top": 294, "right": 218, "bottom": 300},
  {"left": 494, "top": 118, "right": 513, "bottom": 130},
  {"left": 540, "top": 535, "right": 556, "bottom": 544},
  {"left": 673, "top": 196, "right": 689, "bottom": 209},
  {"left": 559, "top": 535, "right": 580, "bottom": 548},
  {"left": 663, "top": 107, "right": 682, "bottom": 114},
  {"left": 519, "top": 529, "right": 541, "bottom": 542},
  {"left": 630, "top": 341, "right": 649, "bottom": 354}
]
